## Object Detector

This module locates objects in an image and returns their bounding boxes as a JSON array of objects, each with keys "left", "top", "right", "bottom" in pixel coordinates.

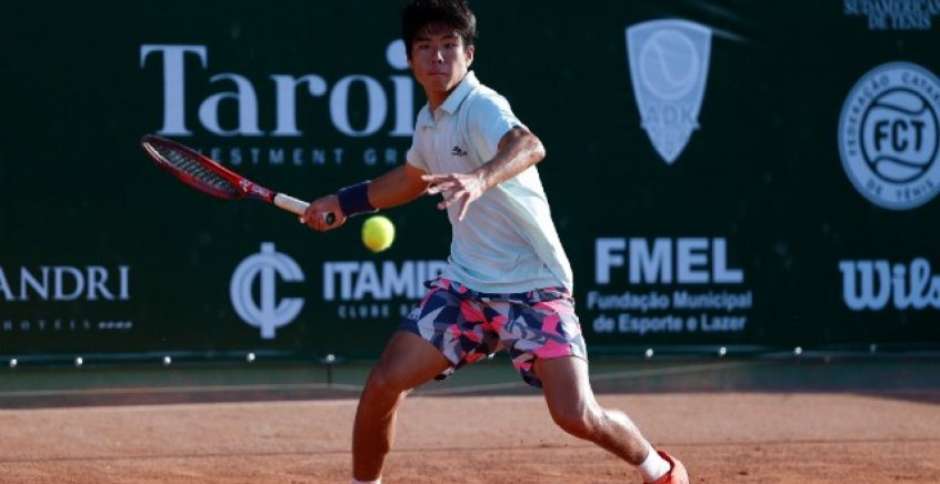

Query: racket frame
[{"left": 140, "top": 134, "right": 314, "bottom": 217}]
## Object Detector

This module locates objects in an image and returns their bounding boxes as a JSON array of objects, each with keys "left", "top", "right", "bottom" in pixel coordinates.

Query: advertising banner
[{"left": 2, "top": 1, "right": 938, "bottom": 358}]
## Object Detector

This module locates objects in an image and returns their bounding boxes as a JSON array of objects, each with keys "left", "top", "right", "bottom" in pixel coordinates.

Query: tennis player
[{"left": 301, "top": 1, "right": 688, "bottom": 482}]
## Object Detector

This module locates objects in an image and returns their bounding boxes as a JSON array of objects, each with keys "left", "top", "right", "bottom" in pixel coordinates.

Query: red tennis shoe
[{"left": 648, "top": 450, "right": 689, "bottom": 484}]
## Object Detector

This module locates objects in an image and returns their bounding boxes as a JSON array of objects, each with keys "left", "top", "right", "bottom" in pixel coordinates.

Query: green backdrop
[{"left": 2, "top": 1, "right": 938, "bottom": 359}]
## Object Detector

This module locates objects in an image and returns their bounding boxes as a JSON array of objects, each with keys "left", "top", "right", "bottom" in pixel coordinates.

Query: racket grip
[{"left": 273, "top": 193, "right": 309, "bottom": 216}]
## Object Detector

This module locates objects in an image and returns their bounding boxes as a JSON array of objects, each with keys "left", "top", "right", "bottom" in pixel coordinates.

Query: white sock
[
  {"left": 351, "top": 479, "right": 380, "bottom": 484},
  {"left": 637, "top": 441, "right": 671, "bottom": 483}
]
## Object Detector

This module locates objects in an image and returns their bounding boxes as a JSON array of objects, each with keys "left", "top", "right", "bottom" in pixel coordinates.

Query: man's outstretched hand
[{"left": 422, "top": 172, "right": 487, "bottom": 221}]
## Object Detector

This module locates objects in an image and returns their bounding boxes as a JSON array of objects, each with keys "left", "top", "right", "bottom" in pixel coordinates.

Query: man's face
[{"left": 409, "top": 24, "right": 474, "bottom": 97}]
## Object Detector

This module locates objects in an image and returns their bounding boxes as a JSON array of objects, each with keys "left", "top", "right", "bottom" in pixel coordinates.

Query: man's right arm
[
  {"left": 368, "top": 162, "right": 429, "bottom": 210},
  {"left": 301, "top": 163, "right": 429, "bottom": 232}
]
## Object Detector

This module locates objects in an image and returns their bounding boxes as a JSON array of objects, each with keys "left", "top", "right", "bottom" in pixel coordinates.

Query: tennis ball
[{"left": 362, "top": 215, "right": 395, "bottom": 253}]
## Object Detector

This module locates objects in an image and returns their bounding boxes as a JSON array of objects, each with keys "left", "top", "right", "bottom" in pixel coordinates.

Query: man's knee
[
  {"left": 363, "top": 365, "right": 410, "bottom": 399},
  {"left": 550, "top": 402, "right": 601, "bottom": 440}
]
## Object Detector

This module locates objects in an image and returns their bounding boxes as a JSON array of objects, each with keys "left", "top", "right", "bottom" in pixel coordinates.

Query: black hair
[{"left": 401, "top": 0, "right": 477, "bottom": 59}]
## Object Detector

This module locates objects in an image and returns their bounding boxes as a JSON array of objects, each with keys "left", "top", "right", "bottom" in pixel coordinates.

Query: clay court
[{"left": 2, "top": 355, "right": 939, "bottom": 483}]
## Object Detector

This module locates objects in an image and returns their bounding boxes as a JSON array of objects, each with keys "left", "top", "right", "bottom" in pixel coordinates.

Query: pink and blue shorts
[{"left": 400, "top": 278, "right": 587, "bottom": 387}]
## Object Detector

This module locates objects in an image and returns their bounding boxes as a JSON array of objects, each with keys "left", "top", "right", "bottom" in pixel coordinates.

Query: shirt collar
[
  {"left": 440, "top": 71, "right": 478, "bottom": 114},
  {"left": 417, "top": 71, "right": 479, "bottom": 128}
]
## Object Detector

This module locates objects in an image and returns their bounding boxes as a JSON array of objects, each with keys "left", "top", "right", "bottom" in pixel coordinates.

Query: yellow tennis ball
[{"left": 361, "top": 215, "right": 395, "bottom": 253}]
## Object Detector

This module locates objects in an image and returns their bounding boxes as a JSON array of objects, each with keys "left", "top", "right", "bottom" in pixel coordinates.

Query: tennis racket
[{"left": 140, "top": 135, "right": 335, "bottom": 225}]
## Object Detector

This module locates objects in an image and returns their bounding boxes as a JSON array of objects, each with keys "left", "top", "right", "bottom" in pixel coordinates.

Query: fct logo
[
  {"left": 230, "top": 243, "right": 305, "bottom": 339},
  {"left": 838, "top": 62, "right": 940, "bottom": 210}
]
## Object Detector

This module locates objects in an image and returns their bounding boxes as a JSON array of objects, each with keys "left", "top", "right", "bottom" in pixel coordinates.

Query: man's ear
[{"left": 465, "top": 45, "right": 475, "bottom": 66}]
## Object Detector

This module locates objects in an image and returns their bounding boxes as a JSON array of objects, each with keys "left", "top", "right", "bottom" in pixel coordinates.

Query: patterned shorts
[{"left": 400, "top": 278, "right": 587, "bottom": 387}]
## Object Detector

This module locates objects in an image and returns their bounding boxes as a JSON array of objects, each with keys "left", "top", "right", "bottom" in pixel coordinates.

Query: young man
[{"left": 301, "top": 1, "right": 688, "bottom": 483}]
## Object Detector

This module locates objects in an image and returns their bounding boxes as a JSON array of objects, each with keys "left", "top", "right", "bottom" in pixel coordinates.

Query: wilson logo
[{"left": 839, "top": 258, "right": 940, "bottom": 311}]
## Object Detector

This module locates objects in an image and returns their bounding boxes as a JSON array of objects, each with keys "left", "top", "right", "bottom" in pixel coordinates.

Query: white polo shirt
[{"left": 406, "top": 71, "right": 574, "bottom": 293}]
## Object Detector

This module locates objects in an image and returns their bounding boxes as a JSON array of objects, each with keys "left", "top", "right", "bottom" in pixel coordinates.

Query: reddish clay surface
[{"left": 2, "top": 392, "right": 939, "bottom": 483}]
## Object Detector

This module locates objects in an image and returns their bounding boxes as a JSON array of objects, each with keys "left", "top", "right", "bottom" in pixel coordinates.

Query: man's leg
[
  {"left": 535, "top": 356, "right": 686, "bottom": 483},
  {"left": 352, "top": 330, "right": 451, "bottom": 481},
  {"left": 535, "top": 356, "right": 648, "bottom": 462}
]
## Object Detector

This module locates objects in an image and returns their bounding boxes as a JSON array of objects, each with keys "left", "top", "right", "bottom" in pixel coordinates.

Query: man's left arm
[{"left": 423, "top": 127, "right": 546, "bottom": 220}]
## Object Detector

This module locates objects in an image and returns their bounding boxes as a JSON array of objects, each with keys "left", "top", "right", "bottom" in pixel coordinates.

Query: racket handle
[
  {"left": 275, "top": 193, "right": 336, "bottom": 226},
  {"left": 273, "top": 193, "right": 309, "bottom": 216}
]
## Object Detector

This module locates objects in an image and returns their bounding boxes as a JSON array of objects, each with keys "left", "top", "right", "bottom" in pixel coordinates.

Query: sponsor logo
[
  {"left": 1, "top": 319, "right": 132, "bottom": 334},
  {"left": 0, "top": 265, "right": 133, "bottom": 334},
  {"left": 838, "top": 62, "right": 940, "bottom": 210},
  {"left": 840, "top": 258, "right": 940, "bottom": 310},
  {"left": 0, "top": 265, "right": 130, "bottom": 302},
  {"left": 323, "top": 260, "right": 446, "bottom": 320},
  {"left": 230, "top": 243, "right": 305, "bottom": 339},
  {"left": 589, "top": 238, "right": 752, "bottom": 336},
  {"left": 229, "top": 246, "right": 448, "bottom": 329},
  {"left": 451, "top": 145, "right": 468, "bottom": 157},
  {"left": 626, "top": 20, "right": 712, "bottom": 165},
  {"left": 844, "top": 0, "right": 940, "bottom": 30},
  {"left": 140, "top": 40, "right": 415, "bottom": 168}
]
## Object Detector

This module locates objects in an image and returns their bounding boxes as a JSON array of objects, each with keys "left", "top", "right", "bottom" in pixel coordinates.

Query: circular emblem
[
  {"left": 838, "top": 62, "right": 940, "bottom": 210},
  {"left": 230, "top": 243, "right": 305, "bottom": 339},
  {"left": 639, "top": 29, "right": 700, "bottom": 101}
]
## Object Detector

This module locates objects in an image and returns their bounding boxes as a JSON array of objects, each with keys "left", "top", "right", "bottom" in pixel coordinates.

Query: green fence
[{"left": 2, "top": 1, "right": 939, "bottom": 359}]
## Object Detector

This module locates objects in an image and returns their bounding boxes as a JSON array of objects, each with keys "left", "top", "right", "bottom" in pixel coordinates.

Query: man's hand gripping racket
[{"left": 140, "top": 135, "right": 340, "bottom": 228}]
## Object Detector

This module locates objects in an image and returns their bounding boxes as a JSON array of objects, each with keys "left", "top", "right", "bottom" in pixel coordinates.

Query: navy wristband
[{"left": 337, "top": 181, "right": 376, "bottom": 217}]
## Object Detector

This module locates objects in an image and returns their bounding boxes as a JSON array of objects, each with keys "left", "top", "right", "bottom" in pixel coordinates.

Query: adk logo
[
  {"left": 230, "top": 243, "right": 305, "bottom": 339},
  {"left": 626, "top": 20, "right": 712, "bottom": 165},
  {"left": 838, "top": 62, "right": 940, "bottom": 210}
]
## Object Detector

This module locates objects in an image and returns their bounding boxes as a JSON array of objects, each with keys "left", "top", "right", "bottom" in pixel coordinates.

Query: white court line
[
  {"left": 0, "top": 361, "right": 763, "bottom": 400},
  {"left": 419, "top": 361, "right": 762, "bottom": 395},
  {"left": 0, "top": 382, "right": 364, "bottom": 399}
]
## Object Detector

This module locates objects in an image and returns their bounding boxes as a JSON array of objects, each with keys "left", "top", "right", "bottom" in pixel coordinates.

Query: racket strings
[{"left": 155, "top": 145, "right": 240, "bottom": 197}]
